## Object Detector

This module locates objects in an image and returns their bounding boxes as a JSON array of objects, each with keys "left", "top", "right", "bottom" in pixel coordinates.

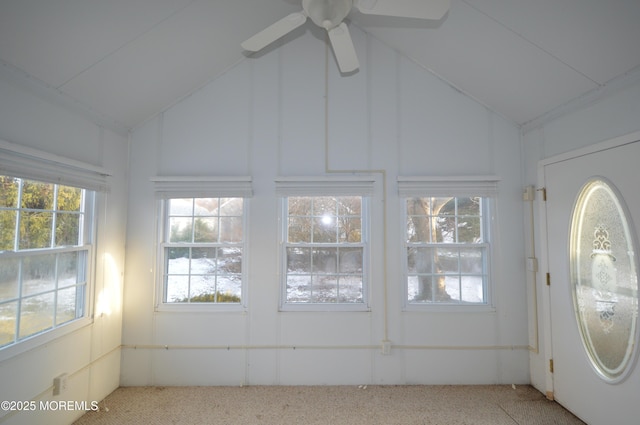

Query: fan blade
[
  {"left": 327, "top": 23, "right": 359, "bottom": 73},
  {"left": 241, "top": 12, "right": 307, "bottom": 52},
  {"left": 355, "top": 0, "right": 449, "bottom": 20}
]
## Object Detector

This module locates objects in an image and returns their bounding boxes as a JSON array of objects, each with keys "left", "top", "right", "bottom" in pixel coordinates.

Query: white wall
[
  {"left": 0, "top": 76, "right": 128, "bottom": 424},
  {"left": 523, "top": 76, "right": 640, "bottom": 396},
  {"left": 122, "top": 27, "right": 529, "bottom": 387}
]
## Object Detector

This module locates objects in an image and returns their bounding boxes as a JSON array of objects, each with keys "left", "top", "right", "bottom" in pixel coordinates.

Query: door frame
[{"left": 537, "top": 130, "right": 640, "bottom": 401}]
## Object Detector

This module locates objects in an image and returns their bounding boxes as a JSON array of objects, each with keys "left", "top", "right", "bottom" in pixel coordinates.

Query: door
[{"left": 544, "top": 137, "right": 640, "bottom": 424}]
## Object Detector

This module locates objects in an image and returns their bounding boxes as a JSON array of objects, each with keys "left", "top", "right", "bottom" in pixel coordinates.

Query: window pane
[
  {"left": 458, "top": 216, "right": 481, "bottom": 243},
  {"left": 460, "top": 248, "right": 483, "bottom": 274},
  {"left": 20, "top": 180, "right": 54, "bottom": 210},
  {"left": 57, "top": 186, "right": 82, "bottom": 212},
  {"left": 0, "top": 177, "right": 19, "bottom": 207},
  {"left": 55, "top": 213, "right": 80, "bottom": 246},
  {"left": 220, "top": 217, "right": 242, "bottom": 243},
  {"left": 339, "top": 217, "right": 361, "bottom": 242},
  {"left": 58, "top": 251, "right": 81, "bottom": 287},
  {"left": 287, "top": 275, "right": 311, "bottom": 303},
  {"left": 0, "top": 302, "right": 17, "bottom": 346},
  {"left": 338, "top": 196, "right": 361, "bottom": 216},
  {"left": 339, "top": 248, "right": 362, "bottom": 273},
  {"left": 22, "top": 254, "right": 56, "bottom": 296},
  {"left": 288, "top": 217, "right": 311, "bottom": 243},
  {"left": 407, "top": 247, "right": 435, "bottom": 274},
  {"left": 437, "top": 248, "right": 459, "bottom": 274},
  {"left": 167, "top": 247, "right": 190, "bottom": 274},
  {"left": 313, "top": 197, "right": 336, "bottom": 216},
  {"left": 194, "top": 217, "right": 217, "bottom": 242},
  {"left": 20, "top": 211, "right": 53, "bottom": 249},
  {"left": 191, "top": 248, "right": 217, "bottom": 274},
  {"left": 458, "top": 197, "right": 480, "bottom": 216},
  {"left": 194, "top": 198, "right": 219, "bottom": 216},
  {"left": 0, "top": 211, "right": 17, "bottom": 251},
  {"left": 166, "top": 275, "right": 189, "bottom": 303},
  {"left": 56, "top": 286, "right": 77, "bottom": 325},
  {"left": 219, "top": 198, "right": 243, "bottom": 216},
  {"left": 287, "top": 247, "right": 311, "bottom": 273},
  {"left": 461, "top": 276, "right": 484, "bottom": 303},
  {"left": 313, "top": 248, "right": 337, "bottom": 273},
  {"left": 169, "top": 217, "right": 193, "bottom": 242},
  {"left": 312, "top": 275, "right": 338, "bottom": 302},
  {"left": 188, "top": 274, "right": 216, "bottom": 301},
  {"left": 288, "top": 197, "right": 311, "bottom": 216},
  {"left": 215, "top": 279, "right": 241, "bottom": 303},
  {"left": 338, "top": 276, "right": 363, "bottom": 303},
  {"left": 218, "top": 247, "right": 242, "bottom": 274},
  {"left": 0, "top": 257, "right": 19, "bottom": 301},
  {"left": 169, "top": 198, "right": 193, "bottom": 215},
  {"left": 313, "top": 217, "right": 336, "bottom": 243},
  {"left": 19, "top": 292, "right": 55, "bottom": 338}
]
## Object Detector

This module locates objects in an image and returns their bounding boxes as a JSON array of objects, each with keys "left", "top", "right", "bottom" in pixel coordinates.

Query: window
[
  {"left": 282, "top": 195, "right": 368, "bottom": 310},
  {"left": 160, "top": 197, "right": 246, "bottom": 306},
  {"left": 0, "top": 176, "right": 94, "bottom": 349},
  {"left": 405, "top": 196, "right": 489, "bottom": 305},
  {"left": 399, "top": 176, "right": 497, "bottom": 309},
  {"left": 153, "top": 176, "right": 251, "bottom": 310}
]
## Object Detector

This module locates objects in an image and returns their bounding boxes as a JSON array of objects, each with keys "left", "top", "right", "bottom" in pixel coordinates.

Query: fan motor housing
[{"left": 303, "top": 0, "right": 353, "bottom": 29}]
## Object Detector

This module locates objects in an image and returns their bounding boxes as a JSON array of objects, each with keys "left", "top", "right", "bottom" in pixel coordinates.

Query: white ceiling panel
[
  {"left": 59, "top": 0, "right": 300, "bottom": 128},
  {"left": 0, "top": 0, "right": 195, "bottom": 87},
  {"left": 0, "top": 0, "right": 638, "bottom": 131},
  {"left": 361, "top": 0, "right": 599, "bottom": 124},
  {"left": 463, "top": 0, "right": 640, "bottom": 83}
]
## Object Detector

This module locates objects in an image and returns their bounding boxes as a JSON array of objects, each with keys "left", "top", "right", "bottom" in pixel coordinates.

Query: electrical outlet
[
  {"left": 53, "top": 373, "right": 68, "bottom": 396},
  {"left": 381, "top": 340, "right": 391, "bottom": 355}
]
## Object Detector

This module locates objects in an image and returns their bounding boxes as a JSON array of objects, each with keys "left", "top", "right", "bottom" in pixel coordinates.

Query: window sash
[
  {"left": 402, "top": 195, "right": 492, "bottom": 309},
  {"left": 157, "top": 197, "right": 247, "bottom": 309},
  {"left": 280, "top": 195, "right": 369, "bottom": 311},
  {"left": 0, "top": 174, "right": 94, "bottom": 352}
]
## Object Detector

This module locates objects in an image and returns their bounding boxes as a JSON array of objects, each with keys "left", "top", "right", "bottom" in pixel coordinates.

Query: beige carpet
[{"left": 74, "top": 385, "right": 585, "bottom": 425}]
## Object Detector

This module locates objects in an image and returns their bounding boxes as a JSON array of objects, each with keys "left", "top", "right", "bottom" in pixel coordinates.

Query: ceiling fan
[{"left": 241, "top": 0, "right": 450, "bottom": 73}]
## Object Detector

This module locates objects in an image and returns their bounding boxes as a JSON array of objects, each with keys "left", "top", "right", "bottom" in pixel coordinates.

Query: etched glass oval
[{"left": 570, "top": 178, "right": 639, "bottom": 382}]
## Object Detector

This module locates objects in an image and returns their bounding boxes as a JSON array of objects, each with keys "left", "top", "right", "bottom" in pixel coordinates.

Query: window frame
[
  {"left": 398, "top": 176, "right": 498, "bottom": 312},
  {"left": 276, "top": 176, "right": 374, "bottom": 312},
  {"left": 0, "top": 176, "right": 98, "bottom": 360},
  {"left": 152, "top": 177, "right": 252, "bottom": 313}
]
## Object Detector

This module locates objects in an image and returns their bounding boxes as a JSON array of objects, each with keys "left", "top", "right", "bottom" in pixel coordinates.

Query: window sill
[
  {"left": 403, "top": 303, "right": 496, "bottom": 314},
  {"left": 279, "top": 303, "right": 371, "bottom": 313},
  {"left": 155, "top": 303, "right": 247, "bottom": 313}
]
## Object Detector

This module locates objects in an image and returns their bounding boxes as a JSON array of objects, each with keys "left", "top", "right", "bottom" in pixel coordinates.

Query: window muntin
[
  {"left": 0, "top": 176, "right": 91, "bottom": 349},
  {"left": 405, "top": 196, "right": 489, "bottom": 306},
  {"left": 161, "top": 197, "right": 245, "bottom": 305},
  {"left": 283, "top": 196, "right": 367, "bottom": 308}
]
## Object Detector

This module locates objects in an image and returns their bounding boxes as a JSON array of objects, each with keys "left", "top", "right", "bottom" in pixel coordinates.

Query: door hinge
[
  {"left": 546, "top": 273, "right": 551, "bottom": 286},
  {"left": 549, "top": 359, "right": 554, "bottom": 373},
  {"left": 537, "top": 187, "right": 547, "bottom": 201}
]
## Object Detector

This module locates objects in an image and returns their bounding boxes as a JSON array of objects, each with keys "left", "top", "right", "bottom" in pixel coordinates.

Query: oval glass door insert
[{"left": 570, "top": 178, "right": 639, "bottom": 382}]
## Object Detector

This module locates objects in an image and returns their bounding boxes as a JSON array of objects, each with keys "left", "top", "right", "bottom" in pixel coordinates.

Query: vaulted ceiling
[{"left": 1, "top": 0, "right": 639, "bottom": 135}]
